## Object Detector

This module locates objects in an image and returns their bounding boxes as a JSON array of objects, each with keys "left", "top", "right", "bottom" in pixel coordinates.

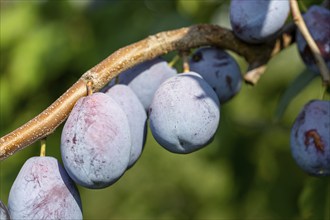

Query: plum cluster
[
  {"left": 229, "top": 0, "right": 329, "bottom": 176},
  {"left": 59, "top": 47, "right": 243, "bottom": 191},
  {"left": 229, "top": 0, "right": 330, "bottom": 75}
]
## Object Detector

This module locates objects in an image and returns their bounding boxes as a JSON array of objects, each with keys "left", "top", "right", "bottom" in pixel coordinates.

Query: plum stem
[
  {"left": 168, "top": 55, "right": 180, "bottom": 68},
  {"left": 40, "top": 139, "right": 46, "bottom": 157},
  {"left": 290, "top": 0, "right": 330, "bottom": 86},
  {"left": 180, "top": 50, "right": 191, "bottom": 73},
  {"left": 320, "top": 86, "right": 327, "bottom": 100},
  {"left": 87, "top": 81, "right": 93, "bottom": 96}
]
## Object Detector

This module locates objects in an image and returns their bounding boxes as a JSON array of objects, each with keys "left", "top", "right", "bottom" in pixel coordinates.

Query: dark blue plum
[
  {"left": 230, "top": 0, "right": 290, "bottom": 44},
  {"left": 290, "top": 100, "right": 330, "bottom": 176},
  {"left": 296, "top": 6, "right": 330, "bottom": 74},
  {"left": 8, "top": 156, "right": 82, "bottom": 219},
  {"left": 149, "top": 72, "right": 220, "bottom": 154},
  {"left": 189, "top": 47, "right": 242, "bottom": 103},
  {"left": 61, "top": 92, "right": 131, "bottom": 189}
]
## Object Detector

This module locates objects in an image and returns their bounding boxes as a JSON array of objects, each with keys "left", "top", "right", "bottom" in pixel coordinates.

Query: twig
[
  {"left": 0, "top": 24, "right": 291, "bottom": 160},
  {"left": 290, "top": 0, "right": 330, "bottom": 85},
  {"left": 244, "top": 64, "right": 268, "bottom": 85}
]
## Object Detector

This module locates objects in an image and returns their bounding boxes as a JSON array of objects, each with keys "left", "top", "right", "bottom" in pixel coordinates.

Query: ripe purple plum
[
  {"left": 189, "top": 47, "right": 242, "bottom": 103},
  {"left": 296, "top": 6, "right": 330, "bottom": 74},
  {"left": 230, "top": 0, "right": 290, "bottom": 44},
  {"left": 61, "top": 92, "right": 131, "bottom": 189},
  {"left": 8, "top": 156, "right": 82, "bottom": 219},
  {"left": 290, "top": 100, "right": 330, "bottom": 176},
  {"left": 149, "top": 72, "right": 220, "bottom": 154},
  {"left": 105, "top": 84, "right": 147, "bottom": 168},
  {"left": 115, "top": 57, "right": 177, "bottom": 111},
  {"left": 0, "top": 200, "right": 10, "bottom": 220}
]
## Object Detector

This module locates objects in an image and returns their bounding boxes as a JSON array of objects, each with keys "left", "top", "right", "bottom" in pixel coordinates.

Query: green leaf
[
  {"left": 298, "top": 177, "right": 330, "bottom": 220},
  {"left": 274, "top": 69, "right": 317, "bottom": 121}
]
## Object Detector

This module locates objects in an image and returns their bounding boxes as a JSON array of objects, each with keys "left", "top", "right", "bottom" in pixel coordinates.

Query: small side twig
[
  {"left": 180, "top": 50, "right": 191, "bottom": 73},
  {"left": 244, "top": 64, "right": 268, "bottom": 85},
  {"left": 290, "top": 0, "right": 330, "bottom": 85}
]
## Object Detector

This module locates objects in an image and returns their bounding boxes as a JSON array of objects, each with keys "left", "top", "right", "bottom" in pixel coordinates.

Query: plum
[
  {"left": 290, "top": 100, "right": 330, "bottom": 176},
  {"left": 8, "top": 156, "right": 82, "bottom": 219},
  {"left": 296, "top": 6, "right": 330, "bottom": 74},
  {"left": 105, "top": 85, "right": 147, "bottom": 168},
  {"left": 189, "top": 47, "right": 242, "bottom": 103},
  {"left": 61, "top": 92, "right": 131, "bottom": 189},
  {"left": 0, "top": 200, "right": 10, "bottom": 220},
  {"left": 149, "top": 72, "right": 220, "bottom": 154},
  {"left": 230, "top": 0, "right": 290, "bottom": 44},
  {"left": 114, "top": 57, "right": 177, "bottom": 111}
]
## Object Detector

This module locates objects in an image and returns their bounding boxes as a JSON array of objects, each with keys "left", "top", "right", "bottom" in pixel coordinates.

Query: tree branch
[
  {"left": 290, "top": 0, "right": 330, "bottom": 85},
  {"left": 0, "top": 24, "right": 288, "bottom": 160}
]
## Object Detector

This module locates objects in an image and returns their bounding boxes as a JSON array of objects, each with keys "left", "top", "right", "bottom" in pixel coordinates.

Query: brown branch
[
  {"left": 290, "top": 0, "right": 330, "bottom": 85},
  {"left": 0, "top": 24, "right": 288, "bottom": 160}
]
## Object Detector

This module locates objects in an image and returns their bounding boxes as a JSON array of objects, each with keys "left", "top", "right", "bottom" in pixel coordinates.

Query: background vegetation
[{"left": 1, "top": 0, "right": 329, "bottom": 219}]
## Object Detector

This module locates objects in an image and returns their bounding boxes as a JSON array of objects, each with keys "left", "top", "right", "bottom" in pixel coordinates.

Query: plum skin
[
  {"left": 105, "top": 84, "right": 147, "bottom": 169},
  {"left": 230, "top": 0, "right": 290, "bottom": 44},
  {"left": 296, "top": 5, "right": 330, "bottom": 74},
  {"left": 61, "top": 92, "right": 131, "bottom": 189},
  {"left": 8, "top": 156, "right": 82, "bottom": 220},
  {"left": 149, "top": 72, "right": 220, "bottom": 154},
  {"left": 189, "top": 47, "right": 242, "bottom": 103},
  {"left": 110, "top": 57, "right": 177, "bottom": 111},
  {"left": 290, "top": 100, "right": 330, "bottom": 176}
]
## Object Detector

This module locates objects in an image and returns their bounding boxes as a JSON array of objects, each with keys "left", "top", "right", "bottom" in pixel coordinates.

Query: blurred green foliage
[{"left": 0, "top": 0, "right": 329, "bottom": 219}]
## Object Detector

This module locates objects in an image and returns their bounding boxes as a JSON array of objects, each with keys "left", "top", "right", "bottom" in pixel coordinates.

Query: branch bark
[{"left": 0, "top": 24, "right": 287, "bottom": 160}]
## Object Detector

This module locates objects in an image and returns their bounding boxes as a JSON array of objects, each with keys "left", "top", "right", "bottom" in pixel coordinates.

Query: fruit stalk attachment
[{"left": 40, "top": 139, "right": 46, "bottom": 157}]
